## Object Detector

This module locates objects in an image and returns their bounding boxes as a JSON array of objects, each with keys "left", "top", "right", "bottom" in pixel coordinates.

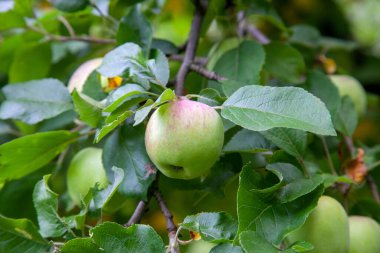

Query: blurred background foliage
[{"left": 0, "top": 0, "right": 380, "bottom": 251}]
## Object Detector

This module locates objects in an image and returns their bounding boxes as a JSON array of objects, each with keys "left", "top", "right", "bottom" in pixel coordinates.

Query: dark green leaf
[
  {"left": 104, "top": 84, "right": 147, "bottom": 113},
  {"left": 147, "top": 49, "right": 170, "bottom": 86},
  {"left": 90, "top": 223, "right": 166, "bottom": 253},
  {"left": 180, "top": 212, "right": 237, "bottom": 243},
  {"left": 52, "top": 0, "right": 89, "bottom": 12},
  {"left": 117, "top": 6, "right": 153, "bottom": 53},
  {"left": 0, "top": 131, "right": 79, "bottom": 181},
  {"left": 260, "top": 128, "right": 307, "bottom": 159},
  {"left": 264, "top": 42, "right": 306, "bottom": 84},
  {"left": 333, "top": 96, "right": 358, "bottom": 136},
  {"left": 236, "top": 165, "right": 323, "bottom": 244},
  {"left": 223, "top": 129, "right": 274, "bottom": 153},
  {"left": 197, "top": 88, "right": 225, "bottom": 106},
  {"left": 222, "top": 85, "right": 336, "bottom": 136},
  {"left": 92, "top": 167, "right": 124, "bottom": 209},
  {"left": 210, "top": 243, "right": 244, "bottom": 253},
  {"left": 9, "top": 43, "right": 52, "bottom": 83},
  {"left": 0, "top": 215, "right": 52, "bottom": 253},
  {"left": 82, "top": 71, "right": 107, "bottom": 101},
  {"left": 133, "top": 99, "right": 154, "bottom": 126},
  {"left": 0, "top": 79, "right": 73, "bottom": 124},
  {"left": 213, "top": 41, "right": 265, "bottom": 95},
  {"left": 304, "top": 71, "right": 340, "bottom": 116},
  {"left": 61, "top": 238, "right": 102, "bottom": 253},
  {"left": 289, "top": 25, "right": 321, "bottom": 48},
  {"left": 33, "top": 175, "right": 67, "bottom": 238},
  {"left": 103, "top": 125, "right": 155, "bottom": 199},
  {"left": 0, "top": 10, "right": 25, "bottom": 31},
  {"left": 239, "top": 231, "right": 278, "bottom": 253},
  {"left": 72, "top": 90, "right": 103, "bottom": 128}
]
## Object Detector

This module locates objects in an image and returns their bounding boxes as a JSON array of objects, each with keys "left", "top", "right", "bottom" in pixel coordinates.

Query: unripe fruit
[
  {"left": 145, "top": 98, "right": 224, "bottom": 180},
  {"left": 349, "top": 216, "right": 380, "bottom": 253},
  {"left": 68, "top": 58, "right": 103, "bottom": 93},
  {"left": 329, "top": 75, "right": 367, "bottom": 117},
  {"left": 67, "top": 148, "right": 109, "bottom": 205},
  {"left": 287, "top": 196, "right": 349, "bottom": 253}
]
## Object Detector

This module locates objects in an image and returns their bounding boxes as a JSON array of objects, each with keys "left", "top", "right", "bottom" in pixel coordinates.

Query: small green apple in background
[
  {"left": 349, "top": 216, "right": 380, "bottom": 253},
  {"left": 145, "top": 98, "right": 224, "bottom": 180},
  {"left": 67, "top": 147, "right": 109, "bottom": 205},
  {"left": 329, "top": 75, "right": 367, "bottom": 117},
  {"left": 67, "top": 58, "right": 122, "bottom": 93},
  {"left": 287, "top": 196, "right": 349, "bottom": 253}
]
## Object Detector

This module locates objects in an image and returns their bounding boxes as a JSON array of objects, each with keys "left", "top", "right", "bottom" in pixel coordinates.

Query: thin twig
[
  {"left": 27, "top": 25, "right": 116, "bottom": 44},
  {"left": 189, "top": 64, "right": 226, "bottom": 81},
  {"left": 366, "top": 175, "right": 380, "bottom": 203},
  {"left": 58, "top": 16, "right": 76, "bottom": 37},
  {"left": 175, "top": 0, "right": 208, "bottom": 96},
  {"left": 343, "top": 135, "right": 355, "bottom": 159},
  {"left": 246, "top": 24, "right": 271, "bottom": 44},
  {"left": 125, "top": 200, "right": 148, "bottom": 227},
  {"left": 169, "top": 54, "right": 208, "bottom": 66},
  {"left": 90, "top": 2, "right": 118, "bottom": 26},
  {"left": 236, "top": 11, "right": 245, "bottom": 37},
  {"left": 320, "top": 136, "right": 338, "bottom": 175},
  {"left": 154, "top": 190, "right": 179, "bottom": 253}
]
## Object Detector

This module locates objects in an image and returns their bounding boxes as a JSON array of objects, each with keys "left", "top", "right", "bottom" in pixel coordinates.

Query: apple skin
[
  {"left": 68, "top": 58, "right": 103, "bottom": 93},
  {"left": 67, "top": 147, "right": 109, "bottom": 205},
  {"left": 349, "top": 216, "right": 380, "bottom": 253},
  {"left": 329, "top": 75, "right": 367, "bottom": 117},
  {"left": 145, "top": 98, "right": 224, "bottom": 180},
  {"left": 287, "top": 196, "right": 349, "bottom": 253}
]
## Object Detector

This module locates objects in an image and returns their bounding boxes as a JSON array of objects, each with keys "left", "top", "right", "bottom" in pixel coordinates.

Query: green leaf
[
  {"left": 260, "top": 128, "right": 307, "bottom": 159},
  {"left": 61, "top": 238, "right": 102, "bottom": 253},
  {"left": 133, "top": 89, "right": 175, "bottom": 126},
  {"left": 9, "top": 43, "right": 52, "bottom": 83},
  {"left": 266, "top": 163, "right": 324, "bottom": 203},
  {"left": 52, "top": 0, "right": 89, "bottom": 12},
  {"left": 117, "top": 6, "right": 153, "bottom": 53},
  {"left": 221, "top": 85, "right": 336, "bottom": 136},
  {"left": 72, "top": 90, "right": 103, "bottom": 128},
  {"left": 90, "top": 223, "right": 166, "bottom": 253},
  {"left": 133, "top": 99, "right": 154, "bottom": 126},
  {"left": 104, "top": 84, "right": 147, "bottom": 113},
  {"left": 180, "top": 212, "right": 237, "bottom": 243},
  {"left": 82, "top": 71, "right": 107, "bottom": 101},
  {"left": 98, "top": 43, "right": 169, "bottom": 87},
  {"left": 0, "top": 131, "right": 79, "bottom": 181},
  {"left": 264, "top": 42, "right": 306, "bottom": 84},
  {"left": 304, "top": 71, "right": 340, "bottom": 116},
  {"left": 103, "top": 125, "right": 155, "bottom": 199},
  {"left": 0, "top": 79, "right": 73, "bottom": 124},
  {"left": 92, "top": 167, "right": 124, "bottom": 209},
  {"left": 223, "top": 129, "right": 274, "bottom": 153},
  {"left": 287, "top": 241, "right": 314, "bottom": 252},
  {"left": 14, "top": 0, "right": 34, "bottom": 17},
  {"left": 210, "top": 243, "right": 244, "bottom": 253},
  {"left": 33, "top": 175, "right": 67, "bottom": 238},
  {"left": 147, "top": 49, "right": 170, "bottom": 86},
  {"left": 0, "top": 10, "right": 25, "bottom": 31},
  {"left": 239, "top": 231, "right": 279, "bottom": 253},
  {"left": 333, "top": 96, "right": 358, "bottom": 136},
  {"left": 197, "top": 88, "right": 225, "bottom": 106},
  {"left": 0, "top": 215, "right": 52, "bottom": 253},
  {"left": 213, "top": 41, "right": 265, "bottom": 95},
  {"left": 289, "top": 25, "right": 321, "bottom": 48},
  {"left": 236, "top": 165, "right": 323, "bottom": 244},
  {"left": 95, "top": 110, "right": 133, "bottom": 143}
]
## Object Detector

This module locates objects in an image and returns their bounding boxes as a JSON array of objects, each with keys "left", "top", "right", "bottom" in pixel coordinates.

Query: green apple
[
  {"left": 145, "top": 98, "right": 224, "bottom": 180},
  {"left": 287, "top": 196, "right": 349, "bottom": 253},
  {"left": 68, "top": 58, "right": 103, "bottom": 93},
  {"left": 349, "top": 216, "right": 380, "bottom": 253},
  {"left": 67, "top": 147, "right": 109, "bottom": 205},
  {"left": 329, "top": 75, "right": 367, "bottom": 117}
]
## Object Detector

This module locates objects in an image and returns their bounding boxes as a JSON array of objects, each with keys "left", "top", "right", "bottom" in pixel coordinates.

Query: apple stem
[
  {"left": 175, "top": 0, "right": 208, "bottom": 96},
  {"left": 320, "top": 136, "right": 338, "bottom": 176}
]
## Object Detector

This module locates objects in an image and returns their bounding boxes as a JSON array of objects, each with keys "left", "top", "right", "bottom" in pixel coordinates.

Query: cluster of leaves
[{"left": 1, "top": 0, "right": 380, "bottom": 253}]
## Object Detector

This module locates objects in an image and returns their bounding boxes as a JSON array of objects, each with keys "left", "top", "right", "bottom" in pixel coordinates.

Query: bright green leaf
[{"left": 72, "top": 90, "right": 103, "bottom": 128}]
